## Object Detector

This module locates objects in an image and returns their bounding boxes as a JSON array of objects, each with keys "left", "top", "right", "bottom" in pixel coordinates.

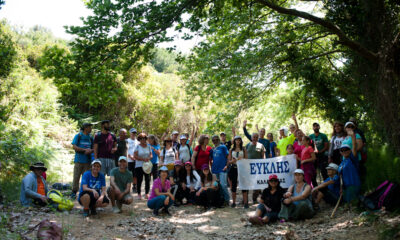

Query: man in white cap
[
  {"left": 311, "top": 163, "right": 340, "bottom": 208},
  {"left": 177, "top": 135, "right": 192, "bottom": 163},
  {"left": 127, "top": 128, "right": 139, "bottom": 192},
  {"left": 108, "top": 156, "right": 133, "bottom": 213},
  {"left": 171, "top": 130, "right": 179, "bottom": 149}
]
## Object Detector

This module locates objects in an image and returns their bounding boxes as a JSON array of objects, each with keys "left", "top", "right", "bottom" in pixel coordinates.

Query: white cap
[
  {"left": 129, "top": 128, "right": 137, "bottom": 133},
  {"left": 180, "top": 135, "right": 188, "bottom": 140},
  {"left": 344, "top": 122, "right": 355, "bottom": 128},
  {"left": 172, "top": 131, "right": 179, "bottom": 135},
  {"left": 118, "top": 156, "right": 127, "bottom": 162},
  {"left": 233, "top": 136, "right": 242, "bottom": 140},
  {"left": 91, "top": 159, "right": 102, "bottom": 166},
  {"left": 340, "top": 144, "right": 351, "bottom": 149},
  {"left": 326, "top": 163, "right": 339, "bottom": 171},
  {"left": 294, "top": 169, "right": 304, "bottom": 175}
]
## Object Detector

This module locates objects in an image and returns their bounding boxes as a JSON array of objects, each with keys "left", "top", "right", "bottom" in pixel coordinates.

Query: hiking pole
[{"left": 330, "top": 192, "right": 343, "bottom": 218}]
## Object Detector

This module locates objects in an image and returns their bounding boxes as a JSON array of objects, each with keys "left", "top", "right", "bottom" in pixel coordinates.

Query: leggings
[
  {"left": 228, "top": 165, "right": 238, "bottom": 193},
  {"left": 195, "top": 188, "right": 219, "bottom": 208},
  {"left": 134, "top": 167, "right": 150, "bottom": 195}
]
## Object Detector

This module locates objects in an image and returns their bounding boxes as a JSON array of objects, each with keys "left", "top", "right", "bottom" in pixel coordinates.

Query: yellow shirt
[{"left": 277, "top": 134, "right": 296, "bottom": 156}]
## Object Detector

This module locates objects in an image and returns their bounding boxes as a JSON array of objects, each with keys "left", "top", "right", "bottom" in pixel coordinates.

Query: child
[
  {"left": 286, "top": 144, "right": 294, "bottom": 155},
  {"left": 311, "top": 163, "right": 340, "bottom": 209},
  {"left": 297, "top": 136, "right": 316, "bottom": 187},
  {"left": 338, "top": 142, "right": 360, "bottom": 203}
]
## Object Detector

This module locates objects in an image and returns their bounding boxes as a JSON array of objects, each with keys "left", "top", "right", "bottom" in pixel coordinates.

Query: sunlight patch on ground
[
  {"left": 169, "top": 216, "right": 210, "bottom": 224},
  {"left": 197, "top": 224, "right": 220, "bottom": 233}
]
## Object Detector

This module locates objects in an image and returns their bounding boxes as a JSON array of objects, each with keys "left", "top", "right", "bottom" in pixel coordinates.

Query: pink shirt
[
  {"left": 293, "top": 141, "right": 304, "bottom": 158},
  {"left": 149, "top": 178, "right": 171, "bottom": 200}
]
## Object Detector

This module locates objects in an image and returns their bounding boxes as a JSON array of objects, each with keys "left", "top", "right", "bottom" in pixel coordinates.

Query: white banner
[{"left": 237, "top": 154, "right": 297, "bottom": 190}]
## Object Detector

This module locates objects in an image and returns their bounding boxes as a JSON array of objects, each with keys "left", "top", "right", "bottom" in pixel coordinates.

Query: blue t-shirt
[
  {"left": 324, "top": 175, "right": 340, "bottom": 197},
  {"left": 270, "top": 141, "right": 277, "bottom": 158},
  {"left": 342, "top": 134, "right": 362, "bottom": 161},
  {"left": 150, "top": 144, "right": 160, "bottom": 164},
  {"left": 258, "top": 138, "right": 271, "bottom": 158},
  {"left": 211, "top": 144, "right": 229, "bottom": 174},
  {"left": 79, "top": 170, "right": 106, "bottom": 196},
  {"left": 338, "top": 155, "right": 360, "bottom": 188},
  {"left": 71, "top": 132, "right": 93, "bottom": 163}
]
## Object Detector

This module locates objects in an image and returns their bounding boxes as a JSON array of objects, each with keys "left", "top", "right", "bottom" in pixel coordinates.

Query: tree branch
[{"left": 255, "top": 0, "right": 379, "bottom": 63}]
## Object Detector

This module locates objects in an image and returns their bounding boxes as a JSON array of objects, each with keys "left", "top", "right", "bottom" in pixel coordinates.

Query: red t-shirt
[
  {"left": 301, "top": 146, "right": 314, "bottom": 161},
  {"left": 194, "top": 145, "right": 212, "bottom": 170}
]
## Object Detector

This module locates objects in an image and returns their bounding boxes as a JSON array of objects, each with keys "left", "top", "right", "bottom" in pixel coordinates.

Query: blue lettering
[
  {"left": 270, "top": 162, "right": 276, "bottom": 173},
  {"left": 276, "top": 162, "right": 283, "bottom": 173},
  {"left": 250, "top": 163, "right": 256, "bottom": 174},
  {"left": 284, "top": 161, "right": 289, "bottom": 173},
  {"left": 263, "top": 162, "right": 270, "bottom": 174},
  {"left": 256, "top": 163, "right": 263, "bottom": 174}
]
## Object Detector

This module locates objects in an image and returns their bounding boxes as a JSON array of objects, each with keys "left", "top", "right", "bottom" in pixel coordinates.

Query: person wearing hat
[
  {"left": 182, "top": 161, "right": 201, "bottom": 204},
  {"left": 147, "top": 166, "right": 175, "bottom": 216},
  {"left": 248, "top": 174, "right": 285, "bottom": 225},
  {"left": 71, "top": 123, "right": 94, "bottom": 198},
  {"left": 276, "top": 114, "right": 299, "bottom": 156},
  {"left": 78, "top": 160, "right": 109, "bottom": 217},
  {"left": 170, "top": 160, "right": 186, "bottom": 206},
  {"left": 20, "top": 162, "right": 49, "bottom": 207},
  {"left": 127, "top": 127, "right": 139, "bottom": 193},
  {"left": 176, "top": 135, "right": 192, "bottom": 164},
  {"left": 134, "top": 133, "right": 152, "bottom": 200},
  {"left": 342, "top": 122, "right": 363, "bottom": 161},
  {"left": 312, "top": 163, "right": 340, "bottom": 208},
  {"left": 228, "top": 136, "right": 248, "bottom": 207},
  {"left": 94, "top": 120, "right": 117, "bottom": 176},
  {"left": 211, "top": 135, "right": 230, "bottom": 206},
  {"left": 278, "top": 169, "right": 314, "bottom": 222},
  {"left": 219, "top": 132, "right": 232, "bottom": 150},
  {"left": 160, "top": 136, "right": 179, "bottom": 175},
  {"left": 195, "top": 164, "right": 220, "bottom": 210},
  {"left": 171, "top": 130, "right": 180, "bottom": 149},
  {"left": 108, "top": 156, "right": 133, "bottom": 213},
  {"left": 338, "top": 143, "right": 361, "bottom": 203}
]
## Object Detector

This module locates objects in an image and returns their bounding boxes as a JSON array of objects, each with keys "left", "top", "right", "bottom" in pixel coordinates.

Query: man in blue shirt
[
  {"left": 71, "top": 123, "right": 94, "bottom": 198},
  {"left": 211, "top": 135, "right": 230, "bottom": 205}
]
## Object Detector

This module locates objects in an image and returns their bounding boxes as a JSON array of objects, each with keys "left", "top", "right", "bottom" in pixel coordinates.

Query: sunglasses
[
  {"left": 340, "top": 148, "right": 351, "bottom": 152},
  {"left": 269, "top": 179, "right": 279, "bottom": 182},
  {"left": 138, "top": 137, "right": 147, "bottom": 140}
]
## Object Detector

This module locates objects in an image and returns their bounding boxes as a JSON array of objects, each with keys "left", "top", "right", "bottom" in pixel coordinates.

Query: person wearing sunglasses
[
  {"left": 338, "top": 143, "right": 361, "bottom": 203},
  {"left": 248, "top": 175, "right": 285, "bottom": 225}
]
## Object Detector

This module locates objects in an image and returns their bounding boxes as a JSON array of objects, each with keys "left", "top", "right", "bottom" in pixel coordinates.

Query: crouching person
[
  {"left": 312, "top": 163, "right": 340, "bottom": 209},
  {"left": 108, "top": 156, "right": 133, "bottom": 213},
  {"left": 78, "top": 160, "right": 109, "bottom": 217},
  {"left": 147, "top": 166, "right": 174, "bottom": 216},
  {"left": 249, "top": 174, "right": 285, "bottom": 225},
  {"left": 278, "top": 169, "right": 314, "bottom": 222},
  {"left": 20, "top": 162, "right": 49, "bottom": 207}
]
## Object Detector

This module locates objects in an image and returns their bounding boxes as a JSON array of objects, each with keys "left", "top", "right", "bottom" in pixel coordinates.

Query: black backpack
[
  {"left": 176, "top": 143, "right": 192, "bottom": 159},
  {"left": 359, "top": 180, "right": 400, "bottom": 211}
]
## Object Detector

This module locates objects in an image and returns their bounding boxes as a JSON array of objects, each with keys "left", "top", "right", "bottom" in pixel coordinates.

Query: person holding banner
[
  {"left": 228, "top": 136, "right": 248, "bottom": 208},
  {"left": 248, "top": 174, "right": 285, "bottom": 225},
  {"left": 278, "top": 169, "right": 314, "bottom": 221}
]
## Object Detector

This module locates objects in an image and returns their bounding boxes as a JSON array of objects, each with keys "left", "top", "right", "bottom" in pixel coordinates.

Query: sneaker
[
  {"left": 231, "top": 203, "right": 236, "bottom": 208},
  {"left": 70, "top": 192, "right": 76, "bottom": 200},
  {"left": 244, "top": 203, "right": 249, "bottom": 209},
  {"left": 137, "top": 195, "right": 142, "bottom": 200},
  {"left": 83, "top": 209, "right": 89, "bottom": 217},
  {"left": 112, "top": 206, "right": 121, "bottom": 213},
  {"left": 145, "top": 194, "right": 149, "bottom": 200},
  {"left": 249, "top": 216, "right": 263, "bottom": 226},
  {"left": 132, "top": 185, "right": 137, "bottom": 193},
  {"left": 162, "top": 208, "right": 171, "bottom": 216},
  {"left": 153, "top": 209, "right": 159, "bottom": 216},
  {"left": 279, "top": 219, "right": 286, "bottom": 223}
]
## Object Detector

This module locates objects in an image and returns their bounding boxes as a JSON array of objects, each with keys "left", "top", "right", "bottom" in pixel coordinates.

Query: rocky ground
[{"left": 2, "top": 192, "right": 400, "bottom": 240}]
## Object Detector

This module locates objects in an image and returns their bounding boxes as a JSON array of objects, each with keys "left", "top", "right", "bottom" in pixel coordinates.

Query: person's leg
[
  {"left": 96, "top": 195, "right": 110, "bottom": 208},
  {"left": 144, "top": 173, "right": 150, "bottom": 196},
  {"left": 196, "top": 191, "right": 208, "bottom": 208},
  {"left": 216, "top": 172, "right": 230, "bottom": 203},
  {"left": 107, "top": 186, "right": 116, "bottom": 207},
  {"left": 321, "top": 189, "right": 338, "bottom": 206},
  {"left": 147, "top": 195, "right": 167, "bottom": 214},
  {"left": 107, "top": 158, "right": 115, "bottom": 176},
  {"left": 206, "top": 188, "right": 220, "bottom": 207},
  {"left": 292, "top": 201, "right": 314, "bottom": 220},
  {"left": 72, "top": 163, "right": 82, "bottom": 194},
  {"left": 122, "top": 193, "right": 133, "bottom": 205},
  {"left": 242, "top": 190, "right": 249, "bottom": 208},
  {"left": 229, "top": 167, "right": 238, "bottom": 206},
  {"left": 252, "top": 190, "right": 261, "bottom": 204},
  {"left": 318, "top": 154, "right": 328, "bottom": 180},
  {"left": 135, "top": 167, "right": 143, "bottom": 196},
  {"left": 151, "top": 165, "right": 158, "bottom": 182},
  {"left": 263, "top": 211, "right": 279, "bottom": 224},
  {"left": 278, "top": 203, "right": 295, "bottom": 221}
]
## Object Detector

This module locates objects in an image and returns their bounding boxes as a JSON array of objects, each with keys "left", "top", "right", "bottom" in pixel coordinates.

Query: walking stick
[{"left": 331, "top": 176, "right": 344, "bottom": 218}]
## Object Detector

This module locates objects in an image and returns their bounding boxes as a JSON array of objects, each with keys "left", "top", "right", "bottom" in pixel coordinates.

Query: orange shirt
[{"left": 37, "top": 177, "right": 45, "bottom": 196}]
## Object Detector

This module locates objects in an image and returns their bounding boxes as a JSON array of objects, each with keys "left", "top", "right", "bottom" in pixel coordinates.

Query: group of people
[{"left": 19, "top": 115, "right": 366, "bottom": 224}]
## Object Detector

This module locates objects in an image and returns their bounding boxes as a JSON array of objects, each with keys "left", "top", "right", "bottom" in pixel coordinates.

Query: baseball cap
[
  {"left": 294, "top": 169, "right": 304, "bottom": 175},
  {"left": 180, "top": 135, "right": 188, "bottom": 140},
  {"left": 82, "top": 123, "right": 93, "bottom": 129},
  {"left": 201, "top": 164, "right": 209, "bottom": 170},
  {"left": 269, "top": 174, "right": 278, "bottom": 180},
  {"left": 326, "top": 163, "right": 339, "bottom": 171},
  {"left": 233, "top": 136, "right": 242, "bottom": 140},
  {"left": 172, "top": 131, "right": 179, "bottom": 135},
  {"left": 101, "top": 120, "right": 110, "bottom": 125},
  {"left": 159, "top": 166, "right": 169, "bottom": 172},
  {"left": 344, "top": 122, "right": 355, "bottom": 128},
  {"left": 185, "top": 161, "right": 192, "bottom": 166},
  {"left": 340, "top": 144, "right": 351, "bottom": 150},
  {"left": 91, "top": 159, "right": 102, "bottom": 166},
  {"left": 118, "top": 156, "right": 127, "bottom": 162},
  {"left": 129, "top": 128, "right": 137, "bottom": 133},
  {"left": 220, "top": 132, "right": 226, "bottom": 136}
]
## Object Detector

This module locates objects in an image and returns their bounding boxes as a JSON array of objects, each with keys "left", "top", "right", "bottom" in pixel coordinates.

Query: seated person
[
  {"left": 108, "top": 156, "right": 134, "bottom": 213},
  {"left": 195, "top": 164, "right": 220, "bottom": 210},
  {"left": 148, "top": 166, "right": 175, "bottom": 216},
  {"left": 78, "top": 160, "right": 109, "bottom": 217},
  {"left": 249, "top": 174, "right": 285, "bottom": 225},
  {"left": 170, "top": 161, "right": 186, "bottom": 206},
  {"left": 279, "top": 169, "right": 314, "bottom": 221},
  {"left": 20, "top": 162, "right": 49, "bottom": 207},
  {"left": 183, "top": 161, "right": 201, "bottom": 204},
  {"left": 312, "top": 163, "right": 340, "bottom": 209}
]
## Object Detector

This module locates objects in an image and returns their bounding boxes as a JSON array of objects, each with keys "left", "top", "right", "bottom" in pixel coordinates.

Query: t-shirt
[
  {"left": 270, "top": 141, "right": 277, "bottom": 158},
  {"left": 338, "top": 156, "right": 361, "bottom": 188},
  {"left": 37, "top": 177, "right": 46, "bottom": 196},
  {"left": 246, "top": 142, "right": 265, "bottom": 159},
  {"left": 79, "top": 170, "right": 106, "bottom": 195},
  {"left": 342, "top": 134, "right": 362, "bottom": 161},
  {"left": 301, "top": 146, "right": 314, "bottom": 161},
  {"left": 110, "top": 167, "right": 133, "bottom": 191},
  {"left": 324, "top": 175, "right": 340, "bottom": 197},
  {"left": 277, "top": 134, "right": 296, "bottom": 156},
  {"left": 178, "top": 144, "right": 191, "bottom": 163},
  {"left": 71, "top": 132, "right": 93, "bottom": 163},
  {"left": 300, "top": 146, "right": 315, "bottom": 173},
  {"left": 134, "top": 144, "right": 151, "bottom": 168},
  {"left": 261, "top": 187, "right": 285, "bottom": 213},
  {"left": 293, "top": 140, "right": 304, "bottom": 158},
  {"left": 309, "top": 133, "right": 329, "bottom": 152},
  {"left": 330, "top": 136, "right": 345, "bottom": 151},
  {"left": 194, "top": 145, "right": 212, "bottom": 170},
  {"left": 160, "top": 147, "right": 176, "bottom": 165},
  {"left": 211, "top": 144, "right": 229, "bottom": 174},
  {"left": 115, "top": 138, "right": 128, "bottom": 161},
  {"left": 150, "top": 144, "right": 160, "bottom": 164},
  {"left": 223, "top": 141, "right": 232, "bottom": 150},
  {"left": 258, "top": 138, "right": 271, "bottom": 157},
  {"left": 94, "top": 132, "right": 117, "bottom": 159},
  {"left": 127, "top": 138, "right": 139, "bottom": 163},
  {"left": 149, "top": 178, "right": 170, "bottom": 200}
]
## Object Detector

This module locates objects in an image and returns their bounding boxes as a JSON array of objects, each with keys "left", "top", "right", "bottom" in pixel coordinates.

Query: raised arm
[
  {"left": 242, "top": 120, "right": 252, "bottom": 141},
  {"left": 292, "top": 113, "right": 299, "bottom": 131}
]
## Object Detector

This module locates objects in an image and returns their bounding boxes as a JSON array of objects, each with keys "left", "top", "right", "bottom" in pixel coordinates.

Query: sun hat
[
  {"left": 294, "top": 169, "right": 304, "bottom": 175},
  {"left": 30, "top": 162, "right": 47, "bottom": 171},
  {"left": 174, "top": 160, "right": 183, "bottom": 166},
  {"left": 201, "top": 164, "right": 210, "bottom": 170},
  {"left": 180, "top": 135, "right": 188, "bottom": 140},
  {"left": 269, "top": 174, "right": 278, "bottom": 180},
  {"left": 91, "top": 159, "right": 102, "bottom": 166},
  {"left": 159, "top": 166, "right": 169, "bottom": 172},
  {"left": 326, "top": 163, "right": 339, "bottom": 171},
  {"left": 129, "top": 128, "right": 137, "bottom": 133},
  {"left": 142, "top": 161, "right": 153, "bottom": 174},
  {"left": 118, "top": 156, "right": 127, "bottom": 162},
  {"left": 344, "top": 122, "right": 355, "bottom": 128}
]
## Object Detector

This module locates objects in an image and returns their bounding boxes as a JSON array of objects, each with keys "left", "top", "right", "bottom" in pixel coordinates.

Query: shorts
[
  {"left": 106, "top": 187, "right": 133, "bottom": 203},
  {"left": 78, "top": 191, "right": 110, "bottom": 207},
  {"left": 256, "top": 204, "right": 279, "bottom": 222},
  {"left": 128, "top": 162, "right": 136, "bottom": 177},
  {"left": 99, "top": 158, "right": 115, "bottom": 176}
]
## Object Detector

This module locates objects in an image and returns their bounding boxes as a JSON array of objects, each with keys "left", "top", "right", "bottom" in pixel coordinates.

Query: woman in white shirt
[
  {"left": 182, "top": 161, "right": 201, "bottom": 204},
  {"left": 160, "top": 137, "right": 178, "bottom": 176},
  {"left": 134, "top": 133, "right": 152, "bottom": 200}
]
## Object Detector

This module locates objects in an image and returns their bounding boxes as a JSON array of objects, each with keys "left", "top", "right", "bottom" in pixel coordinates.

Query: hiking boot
[
  {"left": 163, "top": 208, "right": 171, "bottom": 216},
  {"left": 83, "top": 209, "right": 90, "bottom": 217},
  {"left": 153, "top": 209, "right": 159, "bottom": 216},
  {"left": 231, "top": 203, "right": 236, "bottom": 208},
  {"left": 244, "top": 203, "right": 249, "bottom": 209},
  {"left": 116, "top": 201, "right": 123, "bottom": 211},
  {"left": 249, "top": 216, "right": 263, "bottom": 226},
  {"left": 112, "top": 206, "right": 121, "bottom": 213}
]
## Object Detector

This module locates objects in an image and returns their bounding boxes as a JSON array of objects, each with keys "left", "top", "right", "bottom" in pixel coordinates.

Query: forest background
[{"left": 1, "top": 0, "right": 400, "bottom": 204}]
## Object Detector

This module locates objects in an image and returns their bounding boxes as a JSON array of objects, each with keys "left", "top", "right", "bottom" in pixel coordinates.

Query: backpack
[
  {"left": 47, "top": 189, "right": 74, "bottom": 211},
  {"left": 176, "top": 143, "right": 192, "bottom": 159},
  {"left": 162, "top": 147, "right": 176, "bottom": 159},
  {"left": 359, "top": 180, "right": 400, "bottom": 211},
  {"left": 76, "top": 132, "right": 93, "bottom": 149}
]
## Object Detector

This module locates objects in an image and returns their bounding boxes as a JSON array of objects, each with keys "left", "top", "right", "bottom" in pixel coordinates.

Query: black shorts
[
  {"left": 78, "top": 191, "right": 110, "bottom": 207},
  {"left": 128, "top": 162, "right": 136, "bottom": 177}
]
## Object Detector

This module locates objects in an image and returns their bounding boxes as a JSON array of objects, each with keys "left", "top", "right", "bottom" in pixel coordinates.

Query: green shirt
[
  {"left": 110, "top": 167, "right": 133, "bottom": 191},
  {"left": 277, "top": 134, "right": 296, "bottom": 156},
  {"left": 246, "top": 142, "right": 265, "bottom": 159},
  {"left": 309, "top": 133, "right": 329, "bottom": 152}
]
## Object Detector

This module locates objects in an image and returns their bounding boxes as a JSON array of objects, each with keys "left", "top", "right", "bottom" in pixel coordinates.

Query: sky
[{"left": 0, "top": 0, "right": 198, "bottom": 53}]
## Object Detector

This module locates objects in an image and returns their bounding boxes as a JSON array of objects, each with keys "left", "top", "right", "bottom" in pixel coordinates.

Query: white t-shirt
[
  {"left": 178, "top": 145, "right": 191, "bottom": 163},
  {"left": 134, "top": 144, "right": 151, "bottom": 168},
  {"left": 127, "top": 138, "right": 139, "bottom": 162},
  {"left": 331, "top": 136, "right": 345, "bottom": 150},
  {"left": 186, "top": 170, "right": 201, "bottom": 189},
  {"left": 160, "top": 147, "right": 176, "bottom": 165}
]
